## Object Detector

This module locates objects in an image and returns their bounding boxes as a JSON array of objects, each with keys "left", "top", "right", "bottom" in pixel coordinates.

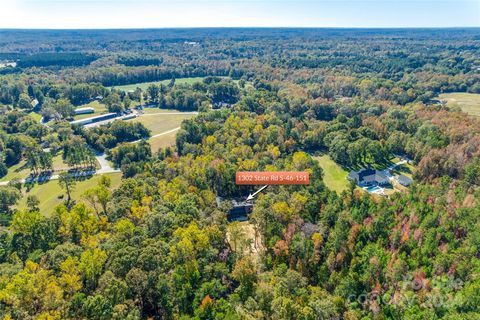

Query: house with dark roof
[
  {"left": 227, "top": 201, "right": 253, "bottom": 221},
  {"left": 216, "top": 197, "right": 254, "bottom": 222},
  {"left": 397, "top": 174, "right": 413, "bottom": 187},
  {"left": 347, "top": 167, "right": 389, "bottom": 187},
  {"left": 212, "top": 102, "right": 232, "bottom": 109}
]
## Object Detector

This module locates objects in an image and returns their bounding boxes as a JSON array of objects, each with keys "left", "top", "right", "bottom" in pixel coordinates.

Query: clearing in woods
[
  {"left": 438, "top": 92, "right": 480, "bottom": 117},
  {"left": 313, "top": 154, "right": 349, "bottom": 194},
  {"left": 148, "top": 129, "right": 180, "bottom": 152},
  {"left": 109, "top": 77, "right": 206, "bottom": 92},
  {"left": 128, "top": 110, "right": 196, "bottom": 135},
  {"left": 127, "top": 109, "right": 196, "bottom": 151},
  {"left": 226, "top": 221, "right": 264, "bottom": 263}
]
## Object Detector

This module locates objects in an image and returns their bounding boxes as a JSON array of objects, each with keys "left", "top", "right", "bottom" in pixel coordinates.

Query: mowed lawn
[
  {"left": 109, "top": 77, "right": 206, "bottom": 92},
  {"left": 140, "top": 107, "right": 194, "bottom": 115},
  {"left": 16, "top": 173, "right": 122, "bottom": 214},
  {"left": 149, "top": 130, "right": 179, "bottom": 152},
  {"left": 439, "top": 92, "right": 480, "bottom": 117},
  {"left": 127, "top": 110, "right": 196, "bottom": 151},
  {"left": 129, "top": 111, "right": 195, "bottom": 135},
  {"left": 313, "top": 155, "right": 349, "bottom": 194},
  {"left": 1, "top": 160, "right": 32, "bottom": 182},
  {"left": 28, "top": 111, "right": 42, "bottom": 122}
]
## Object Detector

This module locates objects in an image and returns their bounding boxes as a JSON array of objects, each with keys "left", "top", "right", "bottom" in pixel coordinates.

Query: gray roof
[
  {"left": 397, "top": 175, "right": 413, "bottom": 186},
  {"left": 348, "top": 168, "right": 389, "bottom": 185}
]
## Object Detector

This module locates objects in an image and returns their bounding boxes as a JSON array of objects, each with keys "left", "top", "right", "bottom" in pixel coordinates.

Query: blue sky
[{"left": 0, "top": 0, "right": 478, "bottom": 28}]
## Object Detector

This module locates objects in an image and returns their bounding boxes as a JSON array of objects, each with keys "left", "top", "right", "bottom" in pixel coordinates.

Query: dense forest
[{"left": 0, "top": 28, "right": 479, "bottom": 319}]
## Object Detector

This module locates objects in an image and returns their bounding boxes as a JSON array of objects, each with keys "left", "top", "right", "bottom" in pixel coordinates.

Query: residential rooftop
[{"left": 348, "top": 167, "right": 389, "bottom": 186}]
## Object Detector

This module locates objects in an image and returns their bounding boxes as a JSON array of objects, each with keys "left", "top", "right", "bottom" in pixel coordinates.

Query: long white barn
[{"left": 70, "top": 113, "right": 117, "bottom": 126}]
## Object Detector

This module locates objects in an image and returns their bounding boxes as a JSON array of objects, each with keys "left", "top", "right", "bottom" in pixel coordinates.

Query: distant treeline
[
  {"left": 117, "top": 55, "right": 163, "bottom": 67},
  {"left": 0, "top": 67, "right": 21, "bottom": 75},
  {"left": 0, "top": 53, "right": 23, "bottom": 60},
  {"left": 287, "top": 55, "right": 436, "bottom": 72},
  {"left": 84, "top": 66, "right": 239, "bottom": 86},
  {"left": 0, "top": 28, "right": 478, "bottom": 52},
  {"left": 17, "top": 53, "right": 97, "bottom": 68}
]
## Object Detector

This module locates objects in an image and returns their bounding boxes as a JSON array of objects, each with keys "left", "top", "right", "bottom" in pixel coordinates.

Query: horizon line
[{"left": 1, "top": 26, "right": 479, "bottom": 30}]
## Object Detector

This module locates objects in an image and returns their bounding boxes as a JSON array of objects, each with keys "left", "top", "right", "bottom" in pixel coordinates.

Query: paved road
[
  {"left": 95, "top": 153, "right": 121, "bottom": 174},
  {"left": 0, "top": 174, "right": 59, "bottom": 186},
  {"left": 382, "top": 160, "right": 407, "bottom": 180}
]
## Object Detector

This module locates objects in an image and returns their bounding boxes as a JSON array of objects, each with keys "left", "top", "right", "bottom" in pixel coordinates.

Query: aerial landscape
[{"left": 0, "top": 0, "right": 479, "bottom": 319}]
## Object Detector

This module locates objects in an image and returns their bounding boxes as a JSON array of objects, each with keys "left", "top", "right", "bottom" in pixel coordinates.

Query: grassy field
[
  {"left": 73, "top": 100, "right": 108, "bottom": 120},
  {"left": 28, "top": 111, "right": 42, "bottom": 122},
  {"left": 1, "top": 161, "right": 31, "bottom": 182},
  {"left": 129, "top": 111, "right": 195, "bottom": 135},
  {"left": 16, "top": 173, "right": 122, "bottom": 214},
  {"left": 125, "top": 110, "right": 195, "bottom": 151},
  {"left": 438, "top": 92, "right": 480, "bottom": 117},
  {"left": 140, "top": 107, "right": 194, "bottom": 114},
  {"left": 109, "top": 77, "right": 206, "bottom": 92},
  {"left": 148, "top": 130, "right": 179, "bottom": 152},
  {"left": 313, "top": 155, "right": 349, "bottom": 194},
  {"left": 51, "top": 153, "right": 76, "bottom": 171}
]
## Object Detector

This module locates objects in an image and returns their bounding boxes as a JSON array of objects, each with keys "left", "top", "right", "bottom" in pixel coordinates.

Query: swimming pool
[{"left": 364, "top": 185, "right": 383, "bottom": 193}]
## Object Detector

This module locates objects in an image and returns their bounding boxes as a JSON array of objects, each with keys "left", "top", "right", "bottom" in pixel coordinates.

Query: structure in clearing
[
  {"left": 217, "top": 197, "right": 254, "bottom": 222},
  {"left": 397, "top": 174, "right": 413, "bottom": 187},
  {"left": 74, "top": 107, "right": 95, "bottom": 115},
  {"left": 348, "top": 167, "right": 389, "bottom": 187}
]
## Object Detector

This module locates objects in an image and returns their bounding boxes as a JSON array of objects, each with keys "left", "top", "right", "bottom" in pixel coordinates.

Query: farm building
[
  {"left": 74, "top": 107, "right": 95, "bottom": 115},
  {"left": 70, "top": 112, "right": 117, "bottom": 126},
  {"left": 122, "top": 113, "right": 137, "bottom": 120}
]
